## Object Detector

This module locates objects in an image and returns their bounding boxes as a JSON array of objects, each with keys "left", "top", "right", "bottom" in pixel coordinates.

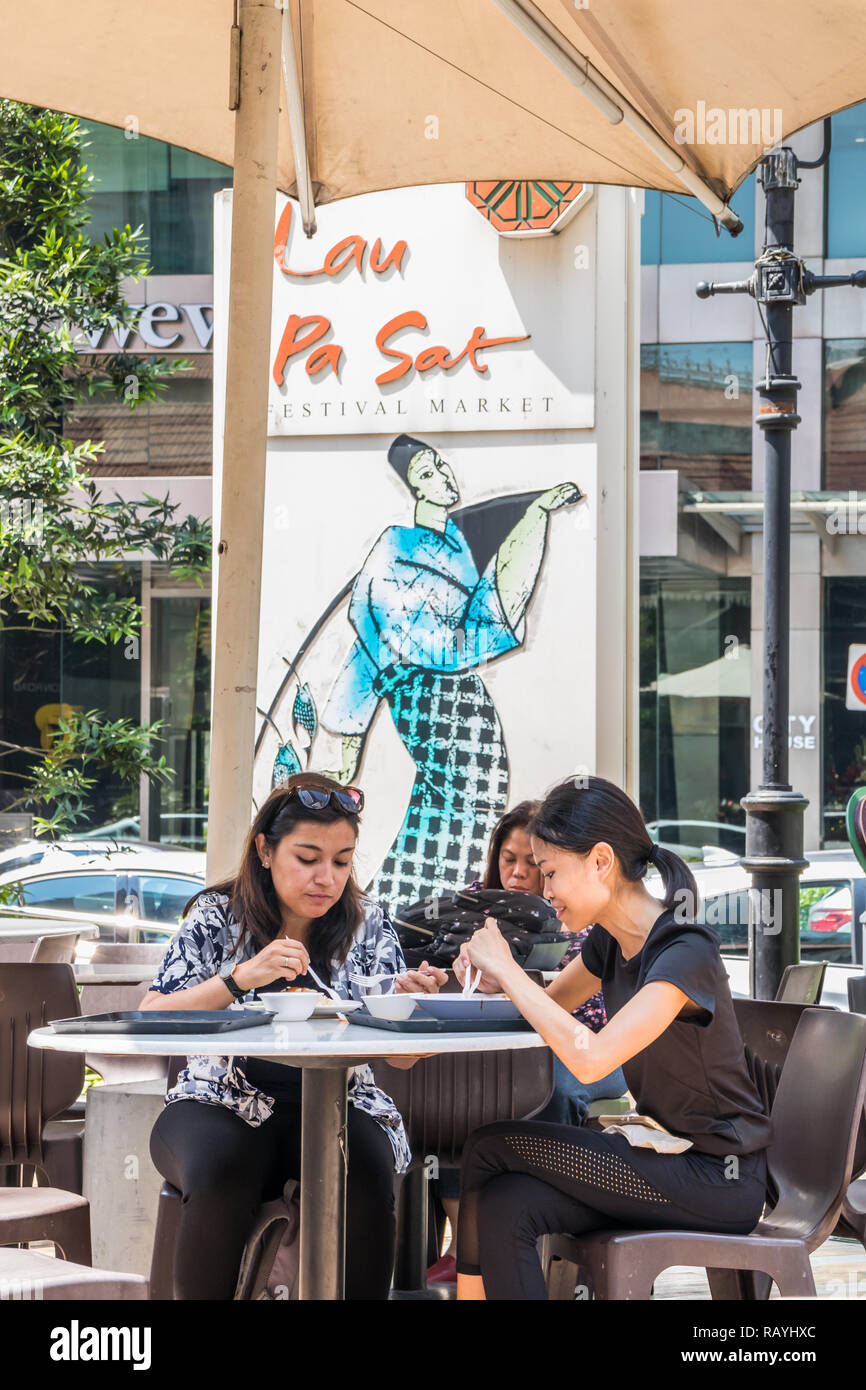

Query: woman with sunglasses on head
[
  {"left": 453, "top": 776, "right": 772, "bottom": 1301},
  {"left": 145, "top": 771, "right": 446, "bottom": 1300}
]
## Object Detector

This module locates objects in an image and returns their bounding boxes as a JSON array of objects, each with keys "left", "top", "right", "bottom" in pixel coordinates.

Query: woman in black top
[{"left": 453, "top": 775, "right": 771, "bottom": 1301}]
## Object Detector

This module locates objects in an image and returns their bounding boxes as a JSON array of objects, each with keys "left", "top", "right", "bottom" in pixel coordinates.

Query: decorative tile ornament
[{"left": 465, "top": 180, "right": 593, "bottom": 235}]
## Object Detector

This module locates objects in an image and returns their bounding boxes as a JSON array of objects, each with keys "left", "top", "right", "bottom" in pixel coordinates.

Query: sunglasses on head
[{"left": 287, "top": 784, "right": 365, "bottom": 815}]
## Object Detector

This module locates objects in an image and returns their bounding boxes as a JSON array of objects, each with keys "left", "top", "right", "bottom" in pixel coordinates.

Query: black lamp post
[{"left": 696, "top": 126, "right": 866, "bottom": 998}]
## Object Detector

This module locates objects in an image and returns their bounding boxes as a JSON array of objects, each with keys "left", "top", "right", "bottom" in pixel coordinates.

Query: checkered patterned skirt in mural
[{"left": 369, "top": 668, "right": 509, "bottom": 913}]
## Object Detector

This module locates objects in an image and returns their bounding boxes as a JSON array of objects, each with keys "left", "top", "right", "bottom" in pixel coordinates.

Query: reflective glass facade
[{"left": 640, "top": 342, "right": 753, "bottom": 491}]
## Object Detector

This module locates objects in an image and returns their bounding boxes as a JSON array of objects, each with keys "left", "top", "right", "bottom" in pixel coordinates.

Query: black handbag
[{"left": 393, "top": 886, "right": 572, "bottom": 972}]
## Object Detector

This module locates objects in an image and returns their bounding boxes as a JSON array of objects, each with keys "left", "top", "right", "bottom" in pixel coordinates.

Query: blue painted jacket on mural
[{"left": 322, "top": 519, "right": 521, "bottom": 735}]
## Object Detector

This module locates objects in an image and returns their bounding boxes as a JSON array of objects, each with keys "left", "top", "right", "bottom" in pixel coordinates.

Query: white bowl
[
  {"left": 363, "top": 994, "right": 418, "bottom": 1021},
  {"left": 259, "top": 991, "right": 325, "bottom": 1020}
]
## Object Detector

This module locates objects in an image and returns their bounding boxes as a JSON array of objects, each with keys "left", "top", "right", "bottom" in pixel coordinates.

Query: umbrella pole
[
  {"left": 697, "top": 131, "right": 865, "bottom": 997},
  {"left": 208, "top": 0, "right": 283, "bottom": 880}
]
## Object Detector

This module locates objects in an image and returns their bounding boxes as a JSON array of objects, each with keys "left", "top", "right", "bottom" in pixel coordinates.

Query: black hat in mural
[{"left": 387, "top": 434, "right": 433, "bottom": 486}]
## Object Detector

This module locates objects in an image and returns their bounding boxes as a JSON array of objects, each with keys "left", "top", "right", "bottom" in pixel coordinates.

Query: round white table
[{"left": 29, "top": 1016, "right": 545, "bottom": 1299}]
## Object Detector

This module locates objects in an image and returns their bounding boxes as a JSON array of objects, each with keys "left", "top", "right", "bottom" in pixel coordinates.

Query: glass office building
[
  {"left": 0, "top": 120, "right": 225, "bottom": 848},
  {"left": 639, "top": 100, "right": 866, "bottom": 859}
]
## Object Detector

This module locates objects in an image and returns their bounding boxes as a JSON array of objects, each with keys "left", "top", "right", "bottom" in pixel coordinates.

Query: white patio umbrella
[{"left": 2, "top": 0, "right": 865, "bottom": 874}]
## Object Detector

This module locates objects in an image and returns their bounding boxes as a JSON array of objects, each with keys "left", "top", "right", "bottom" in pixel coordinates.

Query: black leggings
[
  {"left": 457, "top": 1120, "right": 768, "bottom": 1300},
  {"left": 150, "top": 1098, "right": 397, "bottom": 1300}
]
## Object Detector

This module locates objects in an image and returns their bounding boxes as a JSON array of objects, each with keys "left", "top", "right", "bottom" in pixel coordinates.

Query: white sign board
[
  {"left": 212, "top": 183, "right": 633, "bottom": 905},
  {"left": 264, "top": 184, "right": 595, "bottom": 436}
]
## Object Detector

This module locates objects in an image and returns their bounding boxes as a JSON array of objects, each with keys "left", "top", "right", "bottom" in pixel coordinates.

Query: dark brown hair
[
  {"left": 183, "top": 771, "right": 364, "bottom": 972},
  {"left": 482, "top": 800, "right": 542, "bottom": 889}
]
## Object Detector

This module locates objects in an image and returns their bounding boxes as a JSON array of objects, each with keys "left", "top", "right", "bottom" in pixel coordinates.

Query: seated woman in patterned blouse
[
  {"left": 143, "top": 771, "right": 447, "bottom": 1300},
  {"left": 428, "top": 800, "right": 627, "bottom": 1286}
]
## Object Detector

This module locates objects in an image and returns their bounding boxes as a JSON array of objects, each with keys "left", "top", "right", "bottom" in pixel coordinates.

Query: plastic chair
[
  {"left": 0, "top": 1188, "right": 91, "bottom": 1264},
  {"left": 0, "top": 963, "right": 85, "bottom": 1195},
  {"left": 374, "top": 1028, "right": 555, "bottom": 1296},
  {"left": 775, "top": 961, "right": 826, "bottom": 1004},
  {"left": 848, "top": 975, "right": 866, "bottom": 1017},
  {"left": 0, "top": 1246, "right": 145, "bottom": 1299},
  {"left": 543, "top": 1007, "right": 866, "bottom": 1300}
]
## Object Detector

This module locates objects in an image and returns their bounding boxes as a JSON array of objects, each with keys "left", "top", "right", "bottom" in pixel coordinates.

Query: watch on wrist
[{"left": 221, "top": 963, "right": 247, "bottom": 1001}]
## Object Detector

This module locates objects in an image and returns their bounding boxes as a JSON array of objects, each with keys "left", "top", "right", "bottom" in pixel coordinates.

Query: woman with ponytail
[{"left": 453, "top": 775, "right": 771, "bottom": 1301}]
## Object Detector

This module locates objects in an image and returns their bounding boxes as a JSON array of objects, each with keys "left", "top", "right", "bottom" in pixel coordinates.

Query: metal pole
[
  {"left": 299, "top": 1066, "right": 349, "bottom": 1300},
  {"left": 696, "top": 130, "right": 864, "bottom": 1000},
  {"left": 740, "top": 149, "right": 807, "bottom": 1000},
  {"left": 207, "top": 0, "right": 282, "bottom": 881}
]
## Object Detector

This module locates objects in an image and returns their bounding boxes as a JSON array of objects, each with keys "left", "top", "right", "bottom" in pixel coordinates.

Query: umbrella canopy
[{"left": 3, "top": 0, "right": 866, "bottom": 220}]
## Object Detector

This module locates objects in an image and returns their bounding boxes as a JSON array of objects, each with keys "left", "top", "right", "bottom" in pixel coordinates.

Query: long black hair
[
  {"left": 183, "top": 772, "right": 364, "bottom": 973},
  {"left": 528, "top": 775, "right": 698, "bottom": 916}
]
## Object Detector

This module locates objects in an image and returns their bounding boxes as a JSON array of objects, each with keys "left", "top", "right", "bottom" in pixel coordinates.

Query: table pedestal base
[{"left": 299, "top": 1066, "right": 349, "bottom": 1300}]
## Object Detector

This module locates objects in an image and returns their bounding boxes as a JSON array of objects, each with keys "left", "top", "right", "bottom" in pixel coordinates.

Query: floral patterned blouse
[{"left": 149, "top": 890, "right": 412, "bottom": 1173}]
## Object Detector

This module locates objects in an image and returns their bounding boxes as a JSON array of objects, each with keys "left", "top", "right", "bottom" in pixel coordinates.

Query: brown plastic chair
[
  {"left": 543, "top": 1007, "right": 866, "bottom": 1300},
  {"left": 839, "top": 975, "right": 866, "bottom": 1248},
  {"left": 0, "top": 1188, "right": 91, "bottom": 1264},
  {"left": 0, "top": 963, "right": 85, "bottom": 1195},
  {"left": 849, "top": 975, "right": 866, "bottom": 1017},
  {"left": 0, "top": 1246, "right": 144, "bottom": 1299},
  {"left": 775, "top": 961, "right": 826, "bottom": 1004},
  {"left": 373, "top": 1005, "right": 555, "bottom": 1295}
]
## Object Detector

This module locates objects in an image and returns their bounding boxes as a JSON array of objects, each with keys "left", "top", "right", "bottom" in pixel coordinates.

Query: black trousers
[
  {"left": 150, "top": 1097, "right": 397, "bottom": 1300},
  {"left": 456, "top": 1120, "right": 768, "bottom": 1300}
]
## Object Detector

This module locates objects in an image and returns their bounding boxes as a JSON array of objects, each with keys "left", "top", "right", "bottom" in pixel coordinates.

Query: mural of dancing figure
[{"left": 318, "top": 434, "right": 581, "bottom": 911}]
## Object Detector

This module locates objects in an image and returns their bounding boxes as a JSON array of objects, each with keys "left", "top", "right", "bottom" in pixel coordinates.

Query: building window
[
  {"left": 641, "top": 175, "right": 756, "bottom": 266},
  {"left": 824, "top": 339, "right": 866, "bottom": 490},
  {"left": 146, "top": 594, "right": 211, "bottom": 850},
  {"left": 823, "top": 578, "right": 866, "bottom": 844},
  {"left": 64, "top": 356, "right": 213, "bottom": 476},
  {"left": 0, "top": 565, "right": 142, "bottom": 828},
  {"left": 640, "top": 574, "right": 751, "bottom": 856},
  {"left": 80, "top": 120, "right": 231, "bottom": 276},
  {"left": 826, "top": 102, "right": 866, "bottom": 260},
  {"left": 641, "top": 342, "right": 753, "bottom": 490}
]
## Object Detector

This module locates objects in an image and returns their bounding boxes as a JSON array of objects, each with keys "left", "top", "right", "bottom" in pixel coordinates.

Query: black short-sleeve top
[{"left": 579, "top": 910, "right": 772, "bottom": 1156}]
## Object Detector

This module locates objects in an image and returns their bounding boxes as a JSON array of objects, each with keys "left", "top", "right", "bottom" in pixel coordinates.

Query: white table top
[
  {"left": 0, "top": 921, "right": 99, "bottom": 942},
  {"left": 28, "top": 1017, "right": 546, "bottom": 1066},
  {"left": 73, "top": 964, "right": 156, "bottom": 985}
]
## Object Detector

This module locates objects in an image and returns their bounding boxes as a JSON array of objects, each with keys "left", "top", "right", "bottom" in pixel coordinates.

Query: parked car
[
  {"left": 648, "top": 847, "right": 865, "bottom": 1010},
  {"left": 0, "top": 843, "right": 205, "bottom": 943},
  {"left": 646, "top": 819, "right": 747, "bottom": 863},
  {"left": 68, "top": 814, "right": 208, "bottom": 850}
]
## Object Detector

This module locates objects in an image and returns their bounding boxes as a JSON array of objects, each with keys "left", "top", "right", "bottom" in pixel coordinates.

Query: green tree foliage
[{"left": 0, "top": 101, "right": 211, "bottom": 834}]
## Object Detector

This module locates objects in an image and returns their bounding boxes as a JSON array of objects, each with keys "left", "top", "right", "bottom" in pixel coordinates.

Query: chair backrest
[
  {"left": 90, "top": 943, "right": 166, "bottom": 965},
  {"left": 732, "top": 998, "right": 814, "bottom": 1115},
  {"left": 0, "top": 963, "right": 83, "bottom": 1168},
  {"left": 30, "top": 933, "right": 81, "bottom": 964},
  {"left": 848, "top": 974, "right": 866, "bottom": 1016},
  {"left": 763, "top": 1007, "right": 866, "bottom": 1245},
  {"left": 372, "top": 1046, "right": 555, "bottom": 1165},
  {"left": 775, "top": 961, "right": 826, "bottom": 1004},
  {"left": 0, "top": 943, "right": 34, "bottom": 964}
]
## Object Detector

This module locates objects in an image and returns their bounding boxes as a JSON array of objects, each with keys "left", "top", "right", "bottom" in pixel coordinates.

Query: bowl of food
[
  {"left": 259, "top": 989, "right": 325, "bottom": 1020},
  {"left": 363, "top": 993, "right": 418, "bottom": 1021}
]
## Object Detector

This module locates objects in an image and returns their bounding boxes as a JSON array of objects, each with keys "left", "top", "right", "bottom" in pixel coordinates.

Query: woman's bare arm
[{"left": 544, "top": 954, "right": 603, "bottom": 1014}]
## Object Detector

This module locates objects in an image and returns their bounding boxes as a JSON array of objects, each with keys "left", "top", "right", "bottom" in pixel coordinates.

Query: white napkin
[{"left": 596, "top": 1110, "right": 693, "bottom": 1153}]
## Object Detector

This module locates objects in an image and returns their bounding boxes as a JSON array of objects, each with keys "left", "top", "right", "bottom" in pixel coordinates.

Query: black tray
[
  {"left": 49, "top": 1009, "right": 274, "bottom": 1035},
  {"left": 349, "top": 1009, "right": 536, "bottom": 1034}
]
